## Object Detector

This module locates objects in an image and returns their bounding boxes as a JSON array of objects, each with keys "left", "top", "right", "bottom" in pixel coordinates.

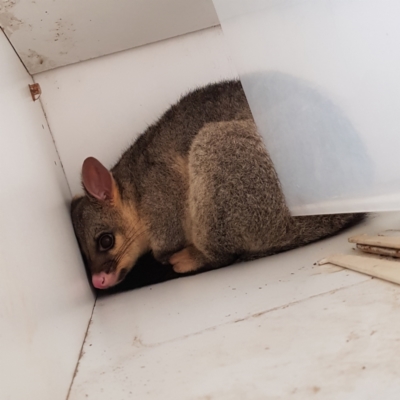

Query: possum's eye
[{"left": 98, "top": 233, "right": 114, "bottom": 251}]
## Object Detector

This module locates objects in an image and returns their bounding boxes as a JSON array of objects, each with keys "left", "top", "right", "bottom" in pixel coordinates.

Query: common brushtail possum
[{"left": 71, "top": 80, "right": 364, "bottom": 290}]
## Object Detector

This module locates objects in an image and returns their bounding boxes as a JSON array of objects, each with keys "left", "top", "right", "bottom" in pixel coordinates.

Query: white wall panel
[
  {"left": 0, "top": 0, "right": 219, "bottom": 74},
  {"left": 213, "top": 0, "right": 400, "bottom": 215},
  {"left": 35, "top": 27, "right": 238, "bottom": 196},
  {"left": 0, "top": 31, "right": 94, "bottom": 400}
]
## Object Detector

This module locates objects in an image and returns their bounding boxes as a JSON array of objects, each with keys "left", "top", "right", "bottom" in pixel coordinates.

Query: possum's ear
[{"left": 82, "top": 157, "right": 117, "bottom": 203}]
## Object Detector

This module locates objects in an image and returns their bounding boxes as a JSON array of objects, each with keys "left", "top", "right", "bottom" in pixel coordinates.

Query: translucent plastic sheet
[{"left": 213, "top": 0, "right": 400, "bottom": 215}]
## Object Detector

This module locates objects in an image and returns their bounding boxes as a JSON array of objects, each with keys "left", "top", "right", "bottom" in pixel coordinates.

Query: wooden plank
[
  {"left": 348, "top": 235, "right": 400, "bottom": 249},
  {"left": 318, "top": 254, "right": 400, "bottom": 285},
  {"left": 356, "top": 244, "right": 400, "bottom": 258}
]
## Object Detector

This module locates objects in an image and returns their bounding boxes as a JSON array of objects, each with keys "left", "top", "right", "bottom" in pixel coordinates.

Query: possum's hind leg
[
  {"left": 170, "top": 244, "right": 236, "bottom": 273},
  {"left": 170, "top": 119, "right": 290, "bottom": 274}
]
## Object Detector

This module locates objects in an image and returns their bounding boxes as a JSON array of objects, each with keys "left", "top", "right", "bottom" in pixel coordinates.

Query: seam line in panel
[
  {"left": 32, "top": 75, "right": 73, "bottom": 198},
  {"left": 0, "top": 28, "right": 31, "bottom": 75},
  {"left": 66, "top": 297, "right": 97, "bottom": 400}
]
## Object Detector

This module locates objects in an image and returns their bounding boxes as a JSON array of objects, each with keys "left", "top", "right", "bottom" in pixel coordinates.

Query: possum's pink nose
[{"left": 92, "top": 272, "right": 117, "bottom": 289}]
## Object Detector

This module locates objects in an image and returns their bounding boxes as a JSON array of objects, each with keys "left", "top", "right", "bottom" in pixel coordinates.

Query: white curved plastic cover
[{"left": 213, "top": 0, "right": 400, "bottom": 215}]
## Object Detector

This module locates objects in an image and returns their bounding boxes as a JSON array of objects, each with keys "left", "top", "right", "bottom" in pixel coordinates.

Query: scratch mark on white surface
[{"left": 129, "top": 279, "right": 372, "bottom": 351}]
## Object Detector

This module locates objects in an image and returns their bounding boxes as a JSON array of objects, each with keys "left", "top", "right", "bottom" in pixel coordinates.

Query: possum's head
[{"left": 71, "top": 157, "right": 148, "bottom": 289}]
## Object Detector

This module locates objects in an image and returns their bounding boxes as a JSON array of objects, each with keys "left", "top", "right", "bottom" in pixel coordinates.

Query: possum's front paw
[{"left": 170, "top": 246, "right": 202, "bottom": 273}]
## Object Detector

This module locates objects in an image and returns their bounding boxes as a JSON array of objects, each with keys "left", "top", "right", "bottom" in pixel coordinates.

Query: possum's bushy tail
[{"left": 240, "top": 213, "right": 366, "bottom": 261}]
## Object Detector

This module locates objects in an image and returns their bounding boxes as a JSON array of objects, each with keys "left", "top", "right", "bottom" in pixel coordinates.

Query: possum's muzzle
[
  {"left": 92, "top": 271, "right": 118, "bottom": 289},
  {"left": 92, "top": 268, "right": 128, "bottom": 289}
]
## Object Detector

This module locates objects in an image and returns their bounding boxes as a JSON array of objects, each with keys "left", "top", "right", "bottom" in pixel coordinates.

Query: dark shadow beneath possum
[
  {"left": 96, "top": 252, "right": 180, "bottom": 296},
  {"left": 98, "top": 213, "right": 365, "bottom": 296}
]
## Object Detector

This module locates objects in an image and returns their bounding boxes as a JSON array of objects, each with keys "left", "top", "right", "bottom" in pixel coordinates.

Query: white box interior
[
  {"left": 1, "top": 0, "right": 218, "bottom": 73},
  {"left": 214, "top": 0, "right": 400, "bottom": 215},
  {"left": 0, "top": 31, "right": 93, "bottom": 400},
  {"left": 2, "top": 15, "right": 400, "bottom": 400}
]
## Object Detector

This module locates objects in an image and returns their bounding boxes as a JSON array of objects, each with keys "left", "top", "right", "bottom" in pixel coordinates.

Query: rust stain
[
  {"left": 312, "top": 386, "right": 321, "bottom": 393},
  {"left": 29, "top": 83, "right": 41, "bottom": 101},
  {"left": 21, "top": 49, "right": 56, "bottom": 72}
]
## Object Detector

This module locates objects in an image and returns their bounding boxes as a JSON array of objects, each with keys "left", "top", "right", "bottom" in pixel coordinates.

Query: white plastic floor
[{"left": 68, "top": 212, "right": 400, "bottom": 400}]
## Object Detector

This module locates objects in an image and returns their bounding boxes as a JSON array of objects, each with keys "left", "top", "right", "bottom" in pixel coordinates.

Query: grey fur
[{"left": 71, "top": 80, "right": 364, "bottom": 286}]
